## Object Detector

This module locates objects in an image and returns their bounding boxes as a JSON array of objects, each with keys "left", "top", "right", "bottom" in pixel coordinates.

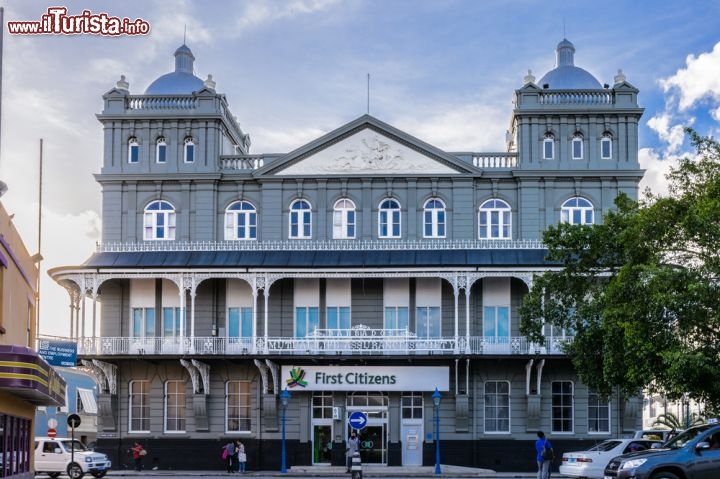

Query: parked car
[
  {"left": 559, "top": 438, "right": 661, "bottom": 478},
  {"left": 632, "top": 429, "right": 680, "bottom": 443},
  {"left": 34, "top": 437, "right": 111, "bottom": 479},
  {"left": 603, "top": 423, "right": 720, "bottom": 479}
]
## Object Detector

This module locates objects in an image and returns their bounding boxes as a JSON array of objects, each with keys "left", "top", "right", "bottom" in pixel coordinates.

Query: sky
[{"left": 1, "top": 0, "right": 720, "bottom": 338}]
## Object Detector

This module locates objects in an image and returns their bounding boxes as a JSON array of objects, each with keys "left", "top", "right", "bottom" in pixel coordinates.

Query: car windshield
[
  {"left": 664, "top": 425, "right": 712, "bottom": 449},
  {"left": 59, "top": 440, "right": 87, "bottom": 451},
  {"left": 588, "top": 440, "right": 622, "bottom": 452}
]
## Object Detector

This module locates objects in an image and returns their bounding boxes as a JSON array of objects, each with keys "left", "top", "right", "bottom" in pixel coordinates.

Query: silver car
[{"left": 559, "top": 438, "right": 660, "bottom": 479}]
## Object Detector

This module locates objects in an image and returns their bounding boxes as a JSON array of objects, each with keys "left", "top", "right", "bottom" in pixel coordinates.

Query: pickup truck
[{"left": 34, "top": 437, "right": 111, "bottom": 479}]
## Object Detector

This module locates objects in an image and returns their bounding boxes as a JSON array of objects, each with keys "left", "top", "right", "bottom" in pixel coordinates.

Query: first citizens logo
[{"left": 286, "top": 367, "right": 308, "bottom": 388}]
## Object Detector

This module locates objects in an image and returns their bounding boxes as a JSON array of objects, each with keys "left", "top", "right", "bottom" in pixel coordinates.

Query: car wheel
[
  {"left": 67, "top": 463, "right": 84, "bottom": 479},
  {"left": 91, "top": 472, "right": 107, "bottom": 478},
  {"left": 650, "top": 472, "right": 680, "bottom": 479}
]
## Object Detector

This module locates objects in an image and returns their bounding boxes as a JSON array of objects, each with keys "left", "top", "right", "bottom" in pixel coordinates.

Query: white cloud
[
  {"left": 638, "top": 147, "right": 678, "bottom": 198},
  {"left": 659, "top": 41, "right": 720, "bottom": 111},
  {"left": 232, "top": 0, "right": 341, "bottom": 33},
  {"left": 646, "top": 112, "right": 687, "bottom": 156}
]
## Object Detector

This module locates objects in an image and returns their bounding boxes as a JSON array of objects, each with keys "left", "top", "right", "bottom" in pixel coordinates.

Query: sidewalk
[{"left": 105, "top": 465, "right": 538, "bottom": 478}]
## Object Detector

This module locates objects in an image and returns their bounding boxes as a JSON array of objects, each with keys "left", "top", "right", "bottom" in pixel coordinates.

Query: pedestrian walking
[
  {"left": 346, "top": 430, "right": 360, "bottom": 473},
  {"left": 223, "top": 440, "right": 236, "bottom": 473},
  {"left": 131, "top": 442, "right": 146, "bottom": 472},
  {"left": 236, "top": 441, "right": 247, "bottom": 473},
  {"left": 535, "top": 431, "right": 554, "bottom": 479}
]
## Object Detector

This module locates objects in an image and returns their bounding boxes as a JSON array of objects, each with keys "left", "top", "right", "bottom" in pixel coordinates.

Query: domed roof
[
  {"left": 537, "top": 39, "right": 602, "bottom": 89},
  {"left": 145, "top": 44, "right": 204, "bottom": 95}
]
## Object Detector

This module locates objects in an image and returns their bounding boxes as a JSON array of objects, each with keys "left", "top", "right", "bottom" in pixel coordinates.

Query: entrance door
[
  {"left": 400, "top": 392, "right": 424, "bottom": 466},
  {"left": 347, "top": 408, "right": 387, "bottom": 465},
  {"left": 312, "top": 424, "right": 332, "bottom": 465}
]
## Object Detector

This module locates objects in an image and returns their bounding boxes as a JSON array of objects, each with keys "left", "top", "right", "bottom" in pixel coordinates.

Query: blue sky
[{"left": 1, "top": 0, "right": 720, "bottom": 336}]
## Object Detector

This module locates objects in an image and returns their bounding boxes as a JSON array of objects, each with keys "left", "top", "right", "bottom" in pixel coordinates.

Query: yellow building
[{"left": 0, "top": 182, "right": 65, "bottom": 479}]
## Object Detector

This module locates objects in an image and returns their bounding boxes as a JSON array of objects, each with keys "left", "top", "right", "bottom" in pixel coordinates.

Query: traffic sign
[
  {"left": 47, "top": 428, "right": 57, "bottom": 438},
  {"left": 67, "top": 414, "right": 81, "bottom": 428},
  {"left": 348, "top": 411, "right": 368, "bottom": 430},
  {"left": 47, "top": 418, "right": 58, "bottom": 429}
]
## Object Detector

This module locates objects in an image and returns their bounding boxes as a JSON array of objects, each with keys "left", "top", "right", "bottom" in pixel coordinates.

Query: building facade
[
  {"left": 0, "top": 185, "right": 65, "bottom": 479},
  {"left": 50, "top": 39, "right": 644, "bottom": 472}
]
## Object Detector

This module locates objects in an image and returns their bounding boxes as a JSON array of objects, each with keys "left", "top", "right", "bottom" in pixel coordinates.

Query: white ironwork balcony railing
[
  {"left": 77, "top": 333, "right": 571, "bottom": 357},
  {"left": 97, "top": 238, "right": 546, "bottom": 253}
]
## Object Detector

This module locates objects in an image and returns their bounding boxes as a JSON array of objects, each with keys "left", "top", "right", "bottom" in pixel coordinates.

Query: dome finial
[
  {"left": 204, "top": 74, "right": 216, "bottom": 91},
  {"left": 614, "top": 69, "right": 627, "bottom": 84},
  {"left": 556, "top": 38, "right": 575, "bottom": 67},
  {"left": 523, "top": 69, "right": 536, "bottom": 85},
  {"left": 116, "top": 75, "right": 129, "bottom": 91}
]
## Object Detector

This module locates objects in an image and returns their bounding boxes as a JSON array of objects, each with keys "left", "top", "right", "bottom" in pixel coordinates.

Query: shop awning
[
  {"left": 0, "top": 345, "right": 66, "bottom": 406},
  {"left": 77, "top": 387, "right": 98, "bottom": 414}
]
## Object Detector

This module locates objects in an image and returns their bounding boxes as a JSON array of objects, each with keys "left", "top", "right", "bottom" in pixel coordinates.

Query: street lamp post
[
  {"left": 432, "top": 387, "right": 442, "bottom": 475},
  {"left": 280, "top": 388, "right": 291, "bottom": 474}
]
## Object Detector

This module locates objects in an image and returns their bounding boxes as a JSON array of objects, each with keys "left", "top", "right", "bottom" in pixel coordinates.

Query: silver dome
[
  {"left": 145, "top": 44, "right": 204, "bottom": 95},
  {"left": 537, "top": 39, "right": 602, "bottom": 89}
]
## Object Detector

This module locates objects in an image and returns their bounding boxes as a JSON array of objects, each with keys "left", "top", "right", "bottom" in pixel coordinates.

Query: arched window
[
  {"left": 128, "top": 137, "right": 139, "bottom": 164},
  {"left": 600, "top": 133, "right": 612, "bottom": 159},
  {"left": 423, "top": 198, "right": 446, "bottom": 238},
  {"left": 289, "top": 199, "right": 312, "bottom": 239},
  {"left": 184, "top": 137, "right": 195, "bottom": 163},
  {"left": 156, "top": 137, "right": 167, "bottom": 163},
  {"left": 561, "top": 197, "right": 594, "bottom": 225},
  {"left": 144, "top": 200, "right": 176, "bottom": 240},
  {"left": 572, "top": 133, "right": 584, "bottom": 160},
  {"left": 333, "top": 198, "right": 356, "bottom": 239},
  {"left": 225, "top": 201, "right": 257, "bottom": 240},
  {"left": 378, "top": 198, "right": 401, "bottom": 238},
  {"left": 478, "top": 199, "right": 511, "bottom": 239},
  {"left": 543, "top": 133, "right": 555, "bottom": 160}
]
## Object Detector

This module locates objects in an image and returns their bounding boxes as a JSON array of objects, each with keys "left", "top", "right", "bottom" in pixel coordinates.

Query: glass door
[{"left": 312, "top": 424, "right": 333, "bottom": 465}]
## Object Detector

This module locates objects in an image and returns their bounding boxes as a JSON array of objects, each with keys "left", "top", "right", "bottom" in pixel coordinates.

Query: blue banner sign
[{"left": 37, "top": 340, "right": 77, "bottom": 367}]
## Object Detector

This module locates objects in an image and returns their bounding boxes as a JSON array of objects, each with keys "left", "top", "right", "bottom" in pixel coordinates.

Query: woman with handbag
[
  {"left": 534, "top": 431, "right": 554, "bottom": 479},
  {"left": 131, "top": 442, "right": 146, "bottom": 472},
  {"left": 235, "top": 440, "right": 247, "bottom": 473}
]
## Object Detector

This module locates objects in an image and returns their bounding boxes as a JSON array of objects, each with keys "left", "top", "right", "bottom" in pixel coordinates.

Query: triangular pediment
[{"left": 259, "top": 115, "right": 474, "bottom": 177}]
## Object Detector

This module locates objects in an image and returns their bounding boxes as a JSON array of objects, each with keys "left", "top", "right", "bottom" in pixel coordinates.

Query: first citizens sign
[{"left": 281, "top": 365, "right": 448, "bottom": 391}]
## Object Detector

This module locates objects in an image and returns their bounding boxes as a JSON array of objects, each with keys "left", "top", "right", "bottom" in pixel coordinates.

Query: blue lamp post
[
  {"left": 432, "top": 388, "right": 442, "bottom": 474},
  {"left": 280, "top": 388, "right": 291, "bottom": 474}
]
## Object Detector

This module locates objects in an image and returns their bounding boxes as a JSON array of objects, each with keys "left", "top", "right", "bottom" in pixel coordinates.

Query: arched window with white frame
[
  {"left": 543, "top": 133, "right": 555, "bottom": 160},
  {"left": 156, "top": 137, "right": 167, "bottom": 163},
  {"left": 600, "top": 132, "right": 613, "bottom": 159},
  {"left": 332, "top": 198, "right": 356, "bottom": 239},
  {"left": 478, "top": 199, "right": 511, "bottom": 239},
  {"left": 378, "top": 198, "right": 401, "bottom": 238},
  {"left": 225, "top": 200, "right": 257, "bottom": 240},
  {"left": 144, "top": 200, "right": 176, "bottom": 240},
  {"left": 289, "top": 199, "right": 312, "bottom": 239},
  {"left": 128, "top": 137, "right": 139, "bottom": 164},
  {"left": 184, "top": 137, "right": 195, "bottom": 163},
  {"left": 561, "top": 197, "right": 594, "bottom": 225},
  {"left": 572, "top": 133, "right": 584, "bottom": 160},
  {"left": 423, "top": 198, "right": 446, "bottom": 238}
]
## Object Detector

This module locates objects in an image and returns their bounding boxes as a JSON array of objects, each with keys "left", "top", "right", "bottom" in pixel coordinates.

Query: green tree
[{"left": 520, "top": 129, "right": 720, "bottom": 409}]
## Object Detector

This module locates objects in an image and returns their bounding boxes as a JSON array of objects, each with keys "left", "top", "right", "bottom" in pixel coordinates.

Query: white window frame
[
  {"left": 478, "top": 199, "right": 512, "bottom": 239},
  {"left": 378, "top": 198, "right": 401, "bottom": 239},
  {"left": 129, "top": 380, "right": 150, "bottom": 433},
  {"left": 131, "top": 307, "right": 155, "bottom": 338},
  {"left": 183, "top": 137, "right": 195, "bottom": 163},
  {"left": 551, "top": 380, "right": 574, "bottom": 433},
  {"left": 561, "top": 197, "right": 594, "bottom": 225},
  {"left": 543, "top": 134, "right": 554, "bottom": 160},
  {"left": 289, "top": 199, "right": 312, "bottom": 239},
  {"left": 226, "top": 380, "right": 252, "bottom": 433},
  {"left": 588, "top": 389, "right": 611, "bottom": 434},
  {"left": 332, "top": 198, "right": 356, "bottom": 239},
  {"left": 484, "top": 380, "right": 511, "bottom": 433},
  {"left": 143, "top": 200, "right": 176, "bottom": 241},
  {"left": 156, "top": 137, "right": 167, "bottom": 163},
  {"left": 572, "top": 133, "right": 584, "bottom": 160},
  {"left": 225, "top": 200, "right": 257, "bottom": 240},
  {"left": 164, "top": 380, "right": 186, "bottom": 433},
  {"left": 423, "top": 198, "right": 446, "bottom": 238},
  {"left": 601, "top": 133, "right": 612, "bottom": 159},
  {"left": 128, "top": 137, "right": 139, "bottom": 164}
]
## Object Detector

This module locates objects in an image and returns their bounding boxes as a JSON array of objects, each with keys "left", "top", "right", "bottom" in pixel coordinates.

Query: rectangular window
[
  {"left": 157, "top": 144, "right": 166, "bottom": 163},
  {"left": 164, "top": 380, "right": 186, "bottom": 432},
  {"left": 326, "top": 306, "right": 351, "bottom": 332},
  {"left": 185, "top": 144, "right": 195, "bottom": 163},
  {"left": 312, "top": 391, "right": 333, "bottom": 419},
  {"left": 552, "top": 381, "right": 574, "bottom": 433},
  {"left": 484, "top": 381, "right": 510, "bottom": 432},
  {"left": 483, "top": 306, "right": 509, "bottom": 339},
  {"left": 401, "top": 392, "right": 423, "bottom": 419},
  {"left": 226, "top": 380, "right": 251, "bottom": 432},
  {"left": 572, "top": 138, "right": 583, "bottom": 159},
  {"left": 162, "top": 307, "right": 182, "bottom": 337},
  {"left": 129, "top": 144, "right": 139, "bottom": 163},
  {"left": 228, "top": 307, "right": 253, "bottom": 339},
  {"left": 295, "top": 307, "right": 319, "bottom": 337},
  {"left": 543, "top": 139, "right": 554, "bottom": 159},
  {"left": 601, "top": 138, "right": 612, "bottom": 159},
  {"left": 384, "top": 306, "right": 409, "bottom": 331},
  {"left": 588, "top": 390, "right": 610, "bottom": 433},
  {"left": 416, "top": 306, "right": 441, "bottom": 338},
  {"left": 129, "top": 380, "right": 150, "bottom": 432},
  {"left": 132, "top": 308, "right": 155, "bottom": 337}
]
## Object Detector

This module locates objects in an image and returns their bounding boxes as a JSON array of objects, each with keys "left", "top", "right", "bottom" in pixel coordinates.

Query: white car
[
  {"left": 34, "top": 437, "right": 111, "bottom": 479},
  {"left": 558, "top": 438, "right": 660, "bottom": 478}
]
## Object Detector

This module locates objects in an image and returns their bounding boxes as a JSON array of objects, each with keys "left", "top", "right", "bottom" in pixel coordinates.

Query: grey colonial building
[{"left": 50, "top": 38, "right": 644, "bottom": 472}]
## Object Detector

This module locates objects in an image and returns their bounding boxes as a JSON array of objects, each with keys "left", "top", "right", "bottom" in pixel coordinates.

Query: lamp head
[
  {"left": 432, "top": 387, "right": 441, "bottom": 406},
  {"left": 280, "top": 388, "right": 291, "bottom": 407}
]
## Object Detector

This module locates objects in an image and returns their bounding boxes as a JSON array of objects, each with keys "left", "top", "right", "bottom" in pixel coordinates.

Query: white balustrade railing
[
  {"left": 218, "top": 156, "right": 265, "bottom": 171},
  {"left": 538, "top": 90, "right": 613, "bottom": 105},
  {"left": 97, "top": 238, "right": 546, "bottom": 253},
  {"left": 472, "top": 153, "right": 518, "bottom": 168},
  {"left": 78, "top": 334, "right": 570, "bottom": 356}
]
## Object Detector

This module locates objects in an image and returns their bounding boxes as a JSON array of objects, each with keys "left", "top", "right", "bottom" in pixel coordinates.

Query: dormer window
[
  {"left": 156, "top": 137, "right": 167, "bottom": 163},
  {"left": 543, "top": 133, "right": 554, "bottom": 160},
  {"left": 128, "top": 137, "right": 139, "bottom": 164},
  {"left": 572, "top": 133, "right": 584, "bottom": 160},
  {"left": 600, "top": 133, "right": 612, "bottom": 159},
  {"left": 184, "top": 137, "right": 195, "bottom": 163}
]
